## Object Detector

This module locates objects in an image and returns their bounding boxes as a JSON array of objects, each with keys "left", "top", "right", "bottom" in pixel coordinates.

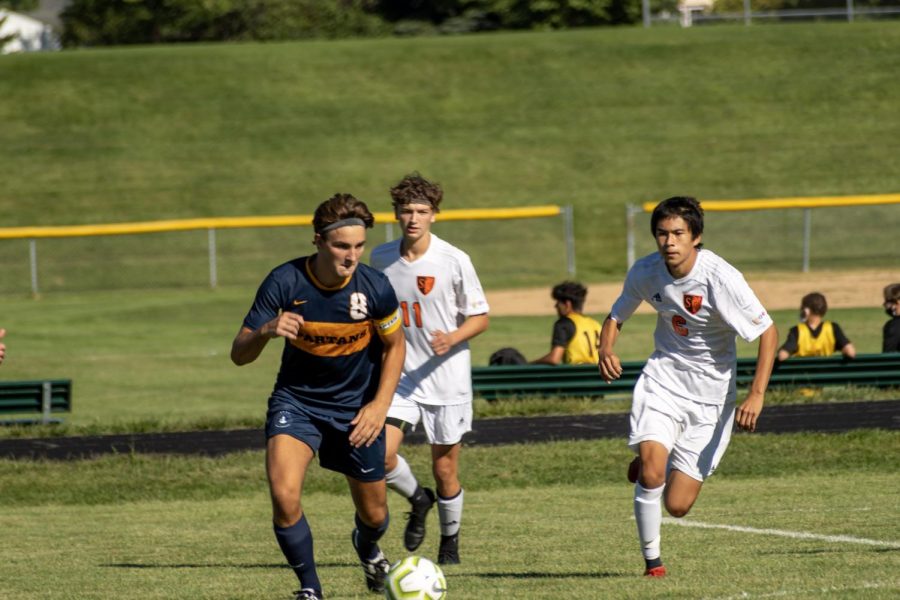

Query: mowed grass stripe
[{"left": 1, "top": 473, "right": 896, "bottom": 599}]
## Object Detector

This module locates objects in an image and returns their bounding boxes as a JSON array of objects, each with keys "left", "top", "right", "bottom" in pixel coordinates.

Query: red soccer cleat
[
  {"left": 644, "top": 565, "right": 667, "bottom": 578},
  {"left": 627, "top": 456, "right": 641, "bottom": 484}
]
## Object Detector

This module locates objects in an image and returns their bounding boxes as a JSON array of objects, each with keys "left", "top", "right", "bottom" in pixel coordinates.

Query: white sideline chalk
[{"left": 662, "top": 517, "right": 900, "bottom": 548}]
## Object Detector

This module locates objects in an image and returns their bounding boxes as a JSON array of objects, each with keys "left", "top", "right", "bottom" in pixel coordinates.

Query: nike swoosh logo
[
  {"left": 360, "top": 467, "right": 376, "bottom": 474},
  {"left": 292, "top": 299, "right": 307, "bottom": 306}
]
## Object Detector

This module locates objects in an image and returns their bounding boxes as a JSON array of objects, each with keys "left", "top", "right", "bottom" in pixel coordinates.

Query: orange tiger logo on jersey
[
  {"left": 417, "top": 276, "right": 435, "bottom": 295},
  {"left": 683, "top": 294, "right": 703, "bottom": 315}
]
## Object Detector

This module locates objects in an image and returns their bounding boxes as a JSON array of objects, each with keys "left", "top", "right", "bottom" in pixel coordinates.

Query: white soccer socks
[
  {"left": 385, "top": 454, "right": 419, "bottom": 499},
  {"left": 437, "top": 488, "right": 463, "bottom": 537},
  {"left": 634, "top": 483, "right": 664, "bottom": 560}
]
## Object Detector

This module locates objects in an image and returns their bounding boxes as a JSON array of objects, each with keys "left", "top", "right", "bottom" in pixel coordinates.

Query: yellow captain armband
[{"left": 375, "top": 308, "right": 402, "bottom": 337}]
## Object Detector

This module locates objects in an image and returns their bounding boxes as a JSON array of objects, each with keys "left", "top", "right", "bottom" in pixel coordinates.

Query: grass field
[
  {"left": 1, "top": 433, "right": 897, "bottom": 599},
  {"left": 2, "top": 22, "right": 900, "bottom": 290},
  {"left": 0, "top": 286, "right": 892, "bottom": 435}
]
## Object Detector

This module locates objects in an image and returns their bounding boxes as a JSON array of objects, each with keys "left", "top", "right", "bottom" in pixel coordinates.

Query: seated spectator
[
  {"left": 531, "top": 281, "right": 601, "bottom": 365},
  {"left": 777, "top": 292, "right": 855, "bottom": 361},
  {"left": 883, "top": 283, "right": 900, "bottom": 353}
]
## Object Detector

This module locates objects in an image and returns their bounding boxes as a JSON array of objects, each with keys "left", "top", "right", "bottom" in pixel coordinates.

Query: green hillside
[{"left": 2, "top": 22, "right": 899, "bottom": 288}]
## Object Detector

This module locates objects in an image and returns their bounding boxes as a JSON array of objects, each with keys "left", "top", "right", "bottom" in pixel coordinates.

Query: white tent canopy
[{"left": 1, "top": 9, "right": 59, "bottom": 54}]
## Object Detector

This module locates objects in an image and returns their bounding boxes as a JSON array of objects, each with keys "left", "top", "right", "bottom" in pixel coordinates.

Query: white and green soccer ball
[{"left": 385, "top": 555, "right": 447, "bottom": 600}]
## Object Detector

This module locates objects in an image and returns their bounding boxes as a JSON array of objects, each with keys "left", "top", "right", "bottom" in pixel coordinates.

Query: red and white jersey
[
  {"left": 371, "top": 234, "right": 489, "bottom": 406},
  {"left": 610, "top": 249, "right": 772, "bottom": 405}
]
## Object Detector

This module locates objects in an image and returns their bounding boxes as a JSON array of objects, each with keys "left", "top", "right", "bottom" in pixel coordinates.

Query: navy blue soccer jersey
[{"left": 242, "top": 256, "right": 401, "bottom": 422}]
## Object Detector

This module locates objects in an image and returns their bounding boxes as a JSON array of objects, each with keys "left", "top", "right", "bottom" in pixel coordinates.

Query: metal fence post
[
  {"left": 626, "top": 204, "right": 638, "bottom": 270},
  {"left": 29, "top": 239, "right": 39, "bottom": 297},
  {"left": 385, "top": 222, "right": 393, "bottom": 243},
  {"left": 208, "top": 228, "right": 218, "bottom": 289},
  {"left": 41, "top": 381, "right": 52, "bottom": 425},
  {"left": 563, "top": 205, "right": 576, "bottom": 276},
  {"left": 847, "top": 0, "right": 854, "bottom": 21},
  {"left": 743, "top": 0, "right": 752, "bottom": 24},
  {"left": 642, "top": 0, "right": 651, "bottom": 27},
  {"left": 802, "top": 208, "right": 812, "bottom": 273}
]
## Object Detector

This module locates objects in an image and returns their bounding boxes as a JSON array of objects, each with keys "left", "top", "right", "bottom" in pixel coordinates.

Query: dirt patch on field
[{"left": 486, "top": 269, "right": 899, "bottom": 317}]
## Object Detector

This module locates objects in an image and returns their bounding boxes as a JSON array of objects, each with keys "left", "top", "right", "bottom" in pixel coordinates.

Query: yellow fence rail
[
  {"left": 1, "top": 205, "right": 572, "bottom": 295},
  {"left": 0, "top": 205, "right": 563, "bottom": 240},
  {"left": 638, "top": 193, "right": 900, "bottom": 213},
  {"left": 627, "top": 193, "right": 900, "bottom": 272}
]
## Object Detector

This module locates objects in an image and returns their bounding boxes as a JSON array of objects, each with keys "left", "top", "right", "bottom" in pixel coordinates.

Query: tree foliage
[
  {"left": 59, "top": 0, "right": 650, "bottom": 47},
  {"left": 0, "top": 0, "right": 39, "bottom": 11},
  {"left": 60, "top": 0, "right": 388, "bottom": 47}
]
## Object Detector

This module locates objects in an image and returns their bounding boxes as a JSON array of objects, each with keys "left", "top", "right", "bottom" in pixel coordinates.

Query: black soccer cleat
[
  {"left": 437, "top": 533, "right": 460, "bottom": 565},
  {"left": 627, "top": 456, "right": 641, "bottom": 484},
  {"left": 404, "top": 487, "right": 436, "bottom": 551},
  {"left": 359, "top": 549, "right": 390, "bottom": 593}
]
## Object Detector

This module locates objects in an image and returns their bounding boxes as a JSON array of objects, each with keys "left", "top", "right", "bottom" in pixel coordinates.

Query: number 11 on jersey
[{"left": 400, "top": 301, "right": 423, "bottom": 328}]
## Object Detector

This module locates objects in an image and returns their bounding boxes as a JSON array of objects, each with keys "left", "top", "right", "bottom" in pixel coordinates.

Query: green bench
[
  {"left": 472, "top": 353, "right": 900, "bottom": 400},
  {"left": 0, "top": 380, "right": 72, "bottom": 424}
]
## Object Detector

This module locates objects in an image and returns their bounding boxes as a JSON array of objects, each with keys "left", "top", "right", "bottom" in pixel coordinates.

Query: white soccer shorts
[
  {"left": 387, "top": 395, "right": 472, "bottom": 445},
  {"left": 628, "top": 374, "right": 735, "bottom": 482}
]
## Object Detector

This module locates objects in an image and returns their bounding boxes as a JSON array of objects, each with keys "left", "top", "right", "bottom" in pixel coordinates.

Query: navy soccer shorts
[{"left": 265, "top": 400, "right": 386, "bottom": 482}]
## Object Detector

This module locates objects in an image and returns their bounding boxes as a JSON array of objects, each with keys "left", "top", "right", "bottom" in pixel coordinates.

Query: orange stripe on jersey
[
  {"left": 376, "top": 308, "right": 401, "bottom": 338},
  {"left": 290, "top": 321, "right": 372, "bottom": 357}
]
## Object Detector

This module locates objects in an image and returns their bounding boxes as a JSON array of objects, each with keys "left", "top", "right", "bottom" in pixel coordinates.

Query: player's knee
[
  {"left": 271, "top": 500, "right": 302, "bottom": 527},
  {"left": 269, "top": 484, "right": 300, "bottom": 515},
  {"left": 638, "top": 465, "right": 666, "bottom": 489},
  {"left": 358, "top": 504, "right": 388, "bottom": 528},
  {"left": 664, "top": 498, "right": 694, "bottom": 518},
  {"left": 432, "top": 461, "right": 456, "bottom": 486},
  {"left": 384, "top": 452, "right": 398, "bottom": 471}
]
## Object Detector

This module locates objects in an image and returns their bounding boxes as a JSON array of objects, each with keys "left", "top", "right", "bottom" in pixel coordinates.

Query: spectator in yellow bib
[
  {"left": 531, "top": 281, "right": 602, "bottom": 365},
  {"left": 777, "top": 292, "right": 856, "bottom": 361}
]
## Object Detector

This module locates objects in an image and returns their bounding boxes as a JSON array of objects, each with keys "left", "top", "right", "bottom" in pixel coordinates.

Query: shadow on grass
[
  {"left": 102, "top": 561, "right": 356, "bottom": 569},
  {"left": 466, "top": 571, "right": 624, "bottom": 580}
]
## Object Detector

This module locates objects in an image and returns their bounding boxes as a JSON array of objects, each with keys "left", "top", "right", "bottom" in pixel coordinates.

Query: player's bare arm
[
  {"left": 429, "top": 313, "right": 489, "bottom": 356},
  {"left": 736, "top": 323, "right": 778, "bottom": 432},
  {"left": 349, "top": 325, "right": 406, "bottom": 448},
  {"left": 0, "top": 328, "right": 6, "bottom": 365},
  {"left": 532, "top": 345, "right": 565, "bottom": 366},
  {"left": 230, "top": 312, "right": 305, "bottom": 366},
  {"left": 598, "top": 317, "right": 624, "bottom": 383}
]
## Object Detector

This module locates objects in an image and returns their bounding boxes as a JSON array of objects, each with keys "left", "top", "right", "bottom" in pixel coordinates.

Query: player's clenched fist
[{"left": 264, "top": 312, "right": 304, "bottom": 341}]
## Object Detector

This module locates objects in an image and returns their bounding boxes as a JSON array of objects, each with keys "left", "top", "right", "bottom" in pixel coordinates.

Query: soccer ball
[{"left": 385, "top": 555, "right": 447, "bottom": 599}]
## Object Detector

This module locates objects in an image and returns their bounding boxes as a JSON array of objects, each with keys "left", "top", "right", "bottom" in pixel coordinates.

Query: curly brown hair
[
  {"left": 390, "top": 173, "right": 443, "bottom": 213},
  {"left": 552, "top": 281, "right": 588, "bottom": 312},
  {"left": 312, "top": 193, "right": 374, "bottom": 235}
]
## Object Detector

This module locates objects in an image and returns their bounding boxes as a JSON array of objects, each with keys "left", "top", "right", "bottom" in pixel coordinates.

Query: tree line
[{"left": 53, "top": 0, "right": 660, "bottom": 46}]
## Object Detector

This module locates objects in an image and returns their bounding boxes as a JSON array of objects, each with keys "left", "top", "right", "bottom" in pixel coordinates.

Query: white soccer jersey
[
  {"left": 370, "top": 234, "right": 489, "bottom": 406},
  {"left": 610, "top": 249, "right": 772, "bottom": 405}
]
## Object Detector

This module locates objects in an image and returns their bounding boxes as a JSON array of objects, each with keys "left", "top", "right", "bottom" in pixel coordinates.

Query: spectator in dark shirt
[
  {"left": 777, "top": 292, "right": 855, "bottom": 361},
  {"left": 883, "top": 283, "right": 900, "bottom": 353}
]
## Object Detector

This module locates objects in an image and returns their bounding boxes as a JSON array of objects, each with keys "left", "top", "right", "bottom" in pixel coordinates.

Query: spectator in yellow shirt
[
  {"left": 777, "top": 292, "right": 855, "bottom": 361},
  {"left": 532, "top": 281, "right": 602, "bottom": 365}
]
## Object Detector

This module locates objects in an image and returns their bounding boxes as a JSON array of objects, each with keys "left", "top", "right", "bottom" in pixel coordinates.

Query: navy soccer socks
[
  {"left": 352, "top": 512, "right": 390, "bottom": 561},
  {"left": 274, "top": 514, "right": 322, "bottom": 595}
]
